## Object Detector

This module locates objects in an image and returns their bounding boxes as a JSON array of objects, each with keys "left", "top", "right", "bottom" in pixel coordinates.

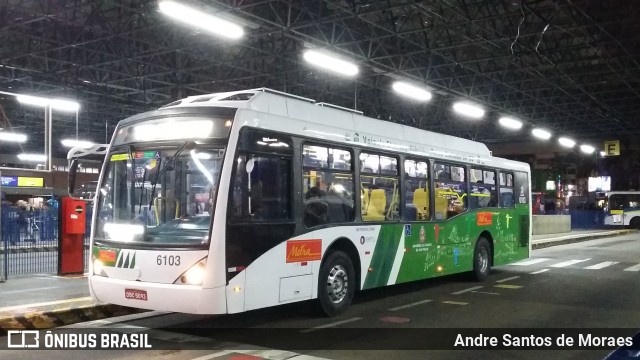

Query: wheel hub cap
[
  {"left": 478, "top": 247, "right": 488, "bottom": 273},
  {"left": 326, "top": 265, "right": 348, "bottom": 303}
]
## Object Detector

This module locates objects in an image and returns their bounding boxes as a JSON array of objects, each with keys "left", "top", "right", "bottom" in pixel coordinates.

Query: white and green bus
[{"left": 70, "top": 88, "right": 531, "bottom": 316}]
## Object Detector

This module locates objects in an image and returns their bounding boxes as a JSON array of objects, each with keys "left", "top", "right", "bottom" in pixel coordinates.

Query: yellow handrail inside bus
[{"left": 153, "top": 197, "right": 180, "bottom": 224}]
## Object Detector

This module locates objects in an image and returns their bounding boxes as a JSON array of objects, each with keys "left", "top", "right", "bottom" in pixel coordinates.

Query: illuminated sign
[
  {"left": 134, "top": 120, "right": 213, "bottom": 142},
  {"left": 588, "top": 176, "right": 611, "bottom": 192},
  {"left": 545, "top": 180, "right": 556, "bottom": 191},
  {"left": 1, "top": 176, "right": 44, "bottom": 187},
  {"left": 1, "top": 176, "right": 18, "bottom": 187},
  {"left": 17, "top": 177, "right": 44, "bottom": 187},
  {"left": 110, "top": 152, "right": 159, "bottom": 162},
  {"left": 603, "top": 140, "right": 620, "bottom": 156}
]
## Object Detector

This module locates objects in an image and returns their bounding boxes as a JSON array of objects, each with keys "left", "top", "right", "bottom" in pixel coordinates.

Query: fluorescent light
[
  {"left": 61, "top": 139, "right": 94, "bottom": 148},
  {"left": 599, "top": 151, "right": 606, "bottom": 156},
  {"left": 18, "top": 153, "right": 46, "bottom": 162},
  {"left": 158, "top": 1, "right": 244, "bottom": 40},
  {"left": 0, "top": 132, "right": 27, "bottom": 142},
  {"left": 49, "top": 99, "right": 80, "bottom": 112},
  {"left": 303, "top": 50, "right": 359, "bottom": 77},
  {"left": 558, "top": 137, "right": 576, "bottom": 148},
  {"left": 531, "top": 128, "right": 552, "bottom": 140},
  {"left": 580, "top": 145, "right": 595, "bottom": 154},
  {"left": 452, "top": 102, "right": 484, "bottom": 119},
  {"left": 392, "top": 81, "right": 432, "bottom": 101},
  {"left": 498, "top": 117, "right": 523, "bottom": 130},
  {"left": 17, "top": 95, "right": 49, "bottom": 107},
  {"left": 16, "top": 94, "right": 80, "bottom": 111}
]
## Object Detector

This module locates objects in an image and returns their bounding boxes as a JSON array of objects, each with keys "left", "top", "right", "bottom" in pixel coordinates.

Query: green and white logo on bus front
[{"left": 94, "top": 247, "right": 136, "bottom": 269}]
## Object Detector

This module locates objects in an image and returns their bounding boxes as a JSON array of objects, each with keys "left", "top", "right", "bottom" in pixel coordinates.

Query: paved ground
[{"left": 2, "top": 232, "right": 639, "bottom": 360}]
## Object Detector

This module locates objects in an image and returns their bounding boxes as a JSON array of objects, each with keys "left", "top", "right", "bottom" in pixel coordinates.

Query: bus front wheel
[
  {"left": 318, "top": 250, "right": 355, "bottom": 317},
  {"left": 473, "top": 237, "right": 492, "bottom": 281},
  {"left": 630, "top": 217, "right": 640, "bottom": 230}
]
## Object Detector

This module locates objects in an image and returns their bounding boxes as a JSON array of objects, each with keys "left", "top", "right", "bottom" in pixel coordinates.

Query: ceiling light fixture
[
  {"left": 17, "top": 153, "right": 47, "bottom": 162},
  {"left": 17, "top": 95, "right": 80, "bottom": 112},
  {"left": 158, "top": 1, "right": 244, "bottom": 40},
  {"left": 580, "top": 145, "right": 595, "bottom": 154},
  {"left": 303, "top": 49, "right": 359, "bottom": 77},
  {"left": 531, "top": 128, "right": 552, "bottom": 140},
  {"left": 392, "top": 81, "right": 432, "bottom": 101},
  {"left": 452, "top": 102, "right": 484, "bottom": 119},
  {"left": 498, "top": 117, "right": 523, "bottom": 130},
  {"left": 61, "top": 139, "right": 94, "bottom": 148},
  {"left": 558, "top": 137, "right": 576, "bottom": 148},
  {"left": 0, "top": 131, "right": 28, "bottom": 143}
]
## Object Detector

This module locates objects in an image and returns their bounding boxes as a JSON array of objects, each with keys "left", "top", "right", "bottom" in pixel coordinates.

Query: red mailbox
[{"left": 59, "top": 196, "right": 86, "bottom": 275}]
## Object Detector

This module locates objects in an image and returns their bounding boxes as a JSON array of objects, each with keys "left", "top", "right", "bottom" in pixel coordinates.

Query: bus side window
[
  {"left": 302, "top": 144, "right": 355, "bottom": 228},
  {"left": 499, "top": 172, "right": 515, "bottom": 208},
  {"left": 230, "top": 155, "right": 291, "bottom": 221},
  {"left": 434, "top": 163, "right": 467, "bottom": 220},
  {"left": 470, "top": 169, "right": 497, "bottom": 209},
  {"left": 404, "top": 159, "right": 430, "bottom": 221},
  {"left": 360, "top": 152, "right": 399, "bottom": 222}
]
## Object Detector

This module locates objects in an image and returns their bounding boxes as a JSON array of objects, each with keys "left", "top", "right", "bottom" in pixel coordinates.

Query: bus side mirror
[{"left": 68, "top": 158, "right": 79, "bottom": 196}]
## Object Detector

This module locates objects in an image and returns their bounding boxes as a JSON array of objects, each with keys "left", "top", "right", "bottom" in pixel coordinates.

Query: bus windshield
[{"left": 95, "top": 145, "right": 225, "bottom": 246}]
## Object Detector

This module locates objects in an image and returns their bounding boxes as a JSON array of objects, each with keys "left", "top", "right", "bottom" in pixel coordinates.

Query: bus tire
[
  {"left": 630, "top": 217, "right": 640, "bottom": 230},
  {"left": 472, "top": 237, "right": 492, "bottom": 281},
  {"left": 317, "top": 250, "right": 355, "bottom": 317}
]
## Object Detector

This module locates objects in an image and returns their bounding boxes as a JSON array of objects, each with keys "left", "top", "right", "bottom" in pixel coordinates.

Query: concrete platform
[
  {"left": 0, "top": 274, "right": 143, "bottom": 330},
  {"left": 0, "top": 228, "right": 636, "bottom": 330},
  {"left": 531, "top": 228, "right": 637, "bottom": 249}
]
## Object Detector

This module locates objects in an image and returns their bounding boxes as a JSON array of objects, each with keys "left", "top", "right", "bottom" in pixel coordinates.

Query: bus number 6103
[{"left": 157, "top": 255, "right": 181, "bottom": 266}]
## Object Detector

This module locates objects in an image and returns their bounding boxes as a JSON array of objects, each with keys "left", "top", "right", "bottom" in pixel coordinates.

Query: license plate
[{"left": 124, "top": 288, "right": 148, "bottom": 301}]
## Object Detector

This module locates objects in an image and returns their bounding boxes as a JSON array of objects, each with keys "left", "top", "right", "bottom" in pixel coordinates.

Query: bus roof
[{"left": 124, "top": 88, "right": 529, "bottom": 172}]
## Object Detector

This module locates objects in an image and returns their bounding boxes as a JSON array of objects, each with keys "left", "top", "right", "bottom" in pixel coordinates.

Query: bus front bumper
[{"left": 89, "top": 275, "right": 227, "bottom": 314}]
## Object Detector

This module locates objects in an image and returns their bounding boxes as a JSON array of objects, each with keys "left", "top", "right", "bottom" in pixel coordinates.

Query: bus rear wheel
[
  {"left": 318, "top": 250, "right": 355, "bottom": 317},
  {"left": 630, "top": 217, "right": 640, "bottom": 230},
  {"left": 472, "top": 237, "right": 492, "bottom": 281}
]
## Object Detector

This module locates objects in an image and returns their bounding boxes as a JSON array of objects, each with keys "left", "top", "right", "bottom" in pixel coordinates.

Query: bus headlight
[
  {"left": 93, "top": 259, "right": 106, "bottom": 276},
  {"left": 175, "top": 260, "right": 206, "bottom": 285}
]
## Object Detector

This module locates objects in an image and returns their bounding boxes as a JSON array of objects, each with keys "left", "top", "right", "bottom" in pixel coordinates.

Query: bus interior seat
[
  {"left": 361, "top": 187, "right": 370, "bottom": 214},
  {"left": 413, "top": 188, "right": 429, "bottom": 220},
  {"left": 364, "top": 189, "right": 386, "bottom": 221}
]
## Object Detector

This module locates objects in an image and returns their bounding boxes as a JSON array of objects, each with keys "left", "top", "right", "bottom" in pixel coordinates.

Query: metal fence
[{"left": 1, "top": 205, "right": 93, "bottom": 279}]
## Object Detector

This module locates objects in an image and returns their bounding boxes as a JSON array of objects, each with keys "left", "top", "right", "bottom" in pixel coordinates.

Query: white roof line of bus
[{"left": 139, "top": 89, "right": 527, "bottom": 169}]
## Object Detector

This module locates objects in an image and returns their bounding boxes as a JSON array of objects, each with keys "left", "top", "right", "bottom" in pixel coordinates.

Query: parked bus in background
[
  {"left": 69, "top": 88, "right": 531, "bottom": 317},
  {"left": 603, "top": 191, "right": 640, "bottom": 229}
]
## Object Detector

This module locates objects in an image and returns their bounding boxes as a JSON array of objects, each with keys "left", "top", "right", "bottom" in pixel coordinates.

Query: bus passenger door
[{"left": 226, "top": 129, "right": 297, "bottom": 312}]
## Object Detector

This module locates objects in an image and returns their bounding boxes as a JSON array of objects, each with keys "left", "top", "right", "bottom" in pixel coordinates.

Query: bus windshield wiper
[
  {"left": 128, "top": 145, "right": 137, "bottom": 215},
  {"left": 137, "top": 167, "right": 147, "bottom": 216},
  {"left": 147, "top": 141, "right": 194, "bottom": 210}
]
